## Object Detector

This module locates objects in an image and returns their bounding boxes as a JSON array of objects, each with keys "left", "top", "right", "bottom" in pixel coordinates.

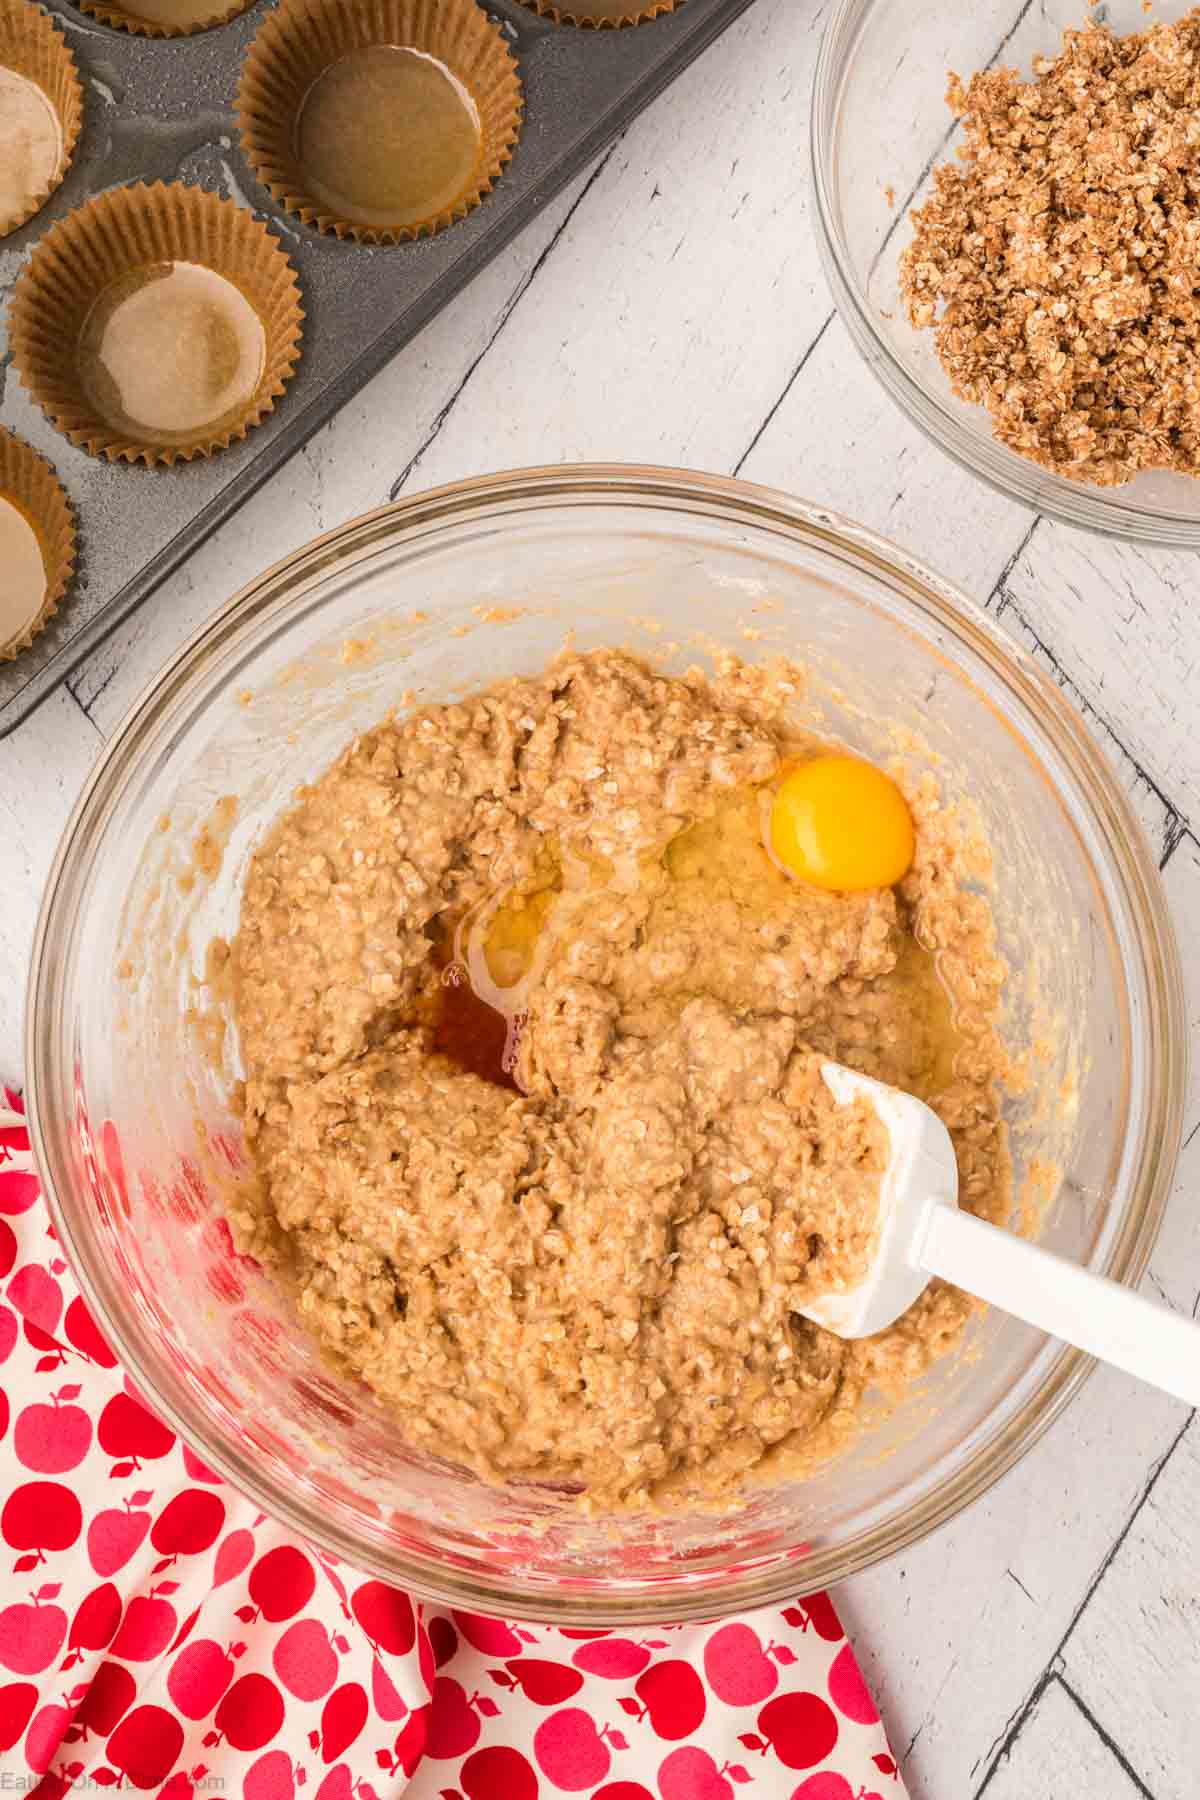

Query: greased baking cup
[
  {"left": 0, "top": 429, "right": 76, "bottom": 661},
  {"left": 9, "top": 183, "right": 304, "bottom": 467},
  {"left": 238, "top": 0, "right": 523, "bottom": 243},
  {"left": 76, "top": 0, "right": 255, "bottom": 41},
  {"left": 518, "top": 0, "right": 682, "bottom": 25},
  {"left": 0, "top": 0, "right": 83, "bottom": 237}
]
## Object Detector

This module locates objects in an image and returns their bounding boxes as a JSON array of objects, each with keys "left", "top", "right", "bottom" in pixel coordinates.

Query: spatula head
[{"left": 792, "top": 1063, "right": 961, "bottom": 1340}]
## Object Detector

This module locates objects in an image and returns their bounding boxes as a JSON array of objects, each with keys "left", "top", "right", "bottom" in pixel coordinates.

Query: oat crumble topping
[{"left": 900, "top": 9, "right": 1200, "bottom": 486}]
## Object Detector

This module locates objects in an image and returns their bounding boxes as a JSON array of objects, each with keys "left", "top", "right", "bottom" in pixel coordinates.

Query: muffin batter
[{"left": 230, "top": 650, "right": 1010, "bottom": 1509}]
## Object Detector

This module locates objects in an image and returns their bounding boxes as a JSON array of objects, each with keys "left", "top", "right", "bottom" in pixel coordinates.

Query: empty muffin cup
[
  {"left": 518, "top": 0, "right": 682, "bottom": 25},
  {"left": 0, "top": 429, "right": 76, "bottom": 661},
  {"left": 238, "top": 0, "right": 523, "bottom": 243},
  {"left": 0, "top": 0, "right": 82, "bottom": 238},
  {"left": 76, "top": 0, "right": 254, "bottom": 40},
  {"left": 8, "top": 182, "right": 304, "bottom": 467}
]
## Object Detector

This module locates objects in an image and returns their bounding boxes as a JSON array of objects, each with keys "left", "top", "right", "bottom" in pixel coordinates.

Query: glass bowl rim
[
  {"left": 810, "top": 0, "right": 1200, "bottom": 549},
  {"left": 25, "top": 463, "right": 1187, "bottom": 1621}
]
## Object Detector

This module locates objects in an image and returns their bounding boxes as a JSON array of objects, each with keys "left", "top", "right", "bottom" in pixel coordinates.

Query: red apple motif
[
  {"left": 213, "top": 1527, "right": 255, "bottom": 1588},
  {"left": 462, "top": 1745, "right": 539, "bottom": 1800},
  {"left": 151, "top": 1490, "right": 225, "bottom": 1557},
  {"left": 0, "top": 1389, "right": 7, "bottom": 1443},
  {"left": 244, "top": 1749, "right": 295, "bottom": 1800},
  {"left": 181, "top": 1446, "right": 223, "bottom": 1485},
  {"left": 159, "top": 1764, "right": 196, "bottom": 1797},
  {"left": 24, "top": 1699, "right": 73, "bottom": 1774},
  {"left": 318, "top": 1680, "right": 367, "bottom": 1763},
  {"left": 249, "top": 1545, "right": 315, "bottom": 1622},
  {"left": 429, "top": 1615, "right": 458, "bottom": 1669},
  {"left": 106, "top": 1704, "right": 184, "bottom": 1788},
  {"left": 351, "top": 1580, "right": 414, "bottom": 1655},
  {"left": 634, "top": 1661, "right": 707, "bottom": 1741},
  {"left": 704, "top": 1623, "right": 779, "bottom": 1706},
  {"left": 273, "top": 1618, "right": 338, "bottom": 1702},
  {"left": 790, "top": 1595, "right": 842, "bottom": 1643},
  {"left": 63, "top": 1295, "right": 117, "bottom": 1367},
  {"left": 426, "top": 1675, "right": 481, "bottom": 1758},
  {"left": 215, "top": 1671, "right": 286, "bottom": 1753},
  {"left": 314, "top": 1769, "right": 352, "bottom": 1800},
  {"left": 6, "top": 1264, "right": 62, "bottom": 1338},
  {"left": 558, "top": 1629, "right": 610, "bottom": 1640},
  {"left": 13, "top": 1391, "right": 92, "bottom": 1474},
  {"left": 0, "top": 1304, "right": 17, "bottom": 1366},
  {"left": 594, "top": 1787, "right": 655, "bottom": 1800},
  {"left": 0, "top": 1598, "right": 67, "bottom": 1674},
  {"left": 757, "top": 1694, "right": 839, "bottom": 1771},
  {"left": 417, "top": 1622, "right": 435, "bottom": 1692},
  {"left": 534, "top": 1708, "right": 611, "bottom": 1790},
  {"left": 451, "top": 1609, "right": 522, "bottom": 1657},
  {"left": 65, "top": 1582, "right": 122, "bottom": 1659},
  {"left": 87, "top": 1500, "right": 151, "bottom": 1576},
  {"left": 169, "top": 1604, "right": 201, "bottom": 1654},
  {"left": 75, "top": 1658, "right": 136, "bottom": 1736},
  {"left": 0, "top": 1219, "right": 15, "bottom": 1279},
  {"left": 110, "top": 1590, "right": 178, "bottom": 1662},
  {"left": 167, "top": 1638, "right": 234, "bottom": 1719},
  {"left": 97, "top": 1393, "right": 175, "bottom": 1467},
  {"left": 572, "top": 1639, "right": 651, "bottom": 1680},
  {"left": 2, "top": 1480, "right": 82, "bottom": 1559},
  {"left": 506, "top": 1659, "right": 585, "bottom": 1706},
  {"left": 658, "top": 1747, "right": 732, "bottom": 1800},
  {"left": 371, "top": 1653, "right": 408, "bottom": 1721},
  {"left": 0, "top": 1680, "right": 37, "bottom": 1752},
  {"left": 826, "top": 1644, "right": 878, "bottom": 1725},
  {"left": 0, "top": 1168, "right": 38, "bottom": 1216},
  {"left": 391, "top": 1703, "right": 428, "bottom": 1775},
  {"left": 790, "top": 1776, "right": 854, "bottom": 1800}
]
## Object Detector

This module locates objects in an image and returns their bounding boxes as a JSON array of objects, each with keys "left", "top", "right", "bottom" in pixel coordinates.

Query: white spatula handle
[{"left": 919, "top": 1202, "right": 1200, "bottom": 1409}]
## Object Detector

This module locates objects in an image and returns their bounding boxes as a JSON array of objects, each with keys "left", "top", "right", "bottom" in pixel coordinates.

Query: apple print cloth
[{"left": 0, "top": 1089, "right": 906, "bottom": 1799}]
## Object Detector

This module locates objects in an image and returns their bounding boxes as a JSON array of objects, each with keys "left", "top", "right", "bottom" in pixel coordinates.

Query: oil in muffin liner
[
  {"left": 237, "top": 0, "right": 523, "bottom": 244},
  {"left": 76, "top": 0, "right": 256, "bottom": 41},
  {"left": 519, "top": 0, "right": 683, "bottom": 27},
  {"left": 0, "top": 0, "right": 82, "bottom": 238},
  {"left": 0, "top": 429, "right": 76, "bottom": 662},
  {"left": 9, "top": 182, "right": 304, "bottom": 467}
]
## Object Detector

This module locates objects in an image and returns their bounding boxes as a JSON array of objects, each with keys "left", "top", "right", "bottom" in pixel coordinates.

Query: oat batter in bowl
[{"left": 229, "top": 647, "right": 1011, "bottom": 1511}]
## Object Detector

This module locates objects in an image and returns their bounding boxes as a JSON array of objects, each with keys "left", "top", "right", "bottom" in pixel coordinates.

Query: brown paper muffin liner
[
  {"left": 518, "top": 0, "right": 681, "bottom": 25},
  {"left": 0, "top": 0, "right": 83, "bottom": 236},
  {"left": 9, "top": 182, "right": 304, "bottom": 467},
  {"left": 76, "top": 0, "right": 254, "bottom": 41},
  {"left": 238, "top": 0, "right": 523, "bottom": 243},
  {"left": 0, "top": 429, "right": 76, "bottom": 660}
]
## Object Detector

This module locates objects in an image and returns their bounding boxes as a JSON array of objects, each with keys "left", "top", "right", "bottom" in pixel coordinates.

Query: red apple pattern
[{"left": 0, "top": 1103, "right": 898, "bottom": 1796}]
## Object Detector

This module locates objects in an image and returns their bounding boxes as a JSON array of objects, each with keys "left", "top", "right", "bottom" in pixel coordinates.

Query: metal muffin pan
[{"left": 0, "top": 0, "right": 758, "bottom": 736}]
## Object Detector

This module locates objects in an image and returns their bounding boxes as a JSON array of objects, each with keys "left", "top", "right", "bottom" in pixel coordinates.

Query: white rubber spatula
[{"left": 803, "top": 1064, "right": 1200, "bottom": 1408}]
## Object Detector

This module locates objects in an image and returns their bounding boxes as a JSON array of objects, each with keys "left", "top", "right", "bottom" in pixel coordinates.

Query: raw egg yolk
[{"left": 769, "top": 755, "right": 915, "bottom": 892}]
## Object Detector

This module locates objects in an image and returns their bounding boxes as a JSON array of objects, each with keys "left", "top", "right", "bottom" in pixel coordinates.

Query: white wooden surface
[{"left": 2, "top": 3, "right": 1198, "bottom": 1794}]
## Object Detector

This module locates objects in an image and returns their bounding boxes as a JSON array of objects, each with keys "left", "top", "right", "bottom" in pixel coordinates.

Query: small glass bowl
[
  {"left": 27, "top": 467, "right": 1185, "bottom": 1621},
  {"left": 812, "top": 0, "right": 1200, "bottom": 546}
]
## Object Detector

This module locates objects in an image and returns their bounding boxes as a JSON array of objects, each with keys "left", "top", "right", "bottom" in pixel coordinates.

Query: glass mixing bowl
[
  {"left": 812, "top": 0, "right": 1200, "bottom": 546},
  {"left": 27, "top": 466, "right": 1184, "bottom": 1622}
]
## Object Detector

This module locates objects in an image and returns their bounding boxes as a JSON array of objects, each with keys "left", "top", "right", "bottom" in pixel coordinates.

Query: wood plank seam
[
  {"left": 864, "top": 0, "right": 1036, "bottom": 283},
  {"left": 991, "top": 580, "right": 1189, "bottom": 857},
  {"left": 970, "top": 1410, "right": 1195, "bottom": 1794},
  {"left": 385, "top": 143, "right": 622, "bottom": 505}
]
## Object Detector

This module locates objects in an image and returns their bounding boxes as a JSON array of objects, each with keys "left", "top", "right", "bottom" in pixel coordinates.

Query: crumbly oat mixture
[
  {"left": 230, "top": 650, "right": 1010, "bottom": 1510},
  {"left": 900, "top": 10, "right": 1200, "bottom": 486}
]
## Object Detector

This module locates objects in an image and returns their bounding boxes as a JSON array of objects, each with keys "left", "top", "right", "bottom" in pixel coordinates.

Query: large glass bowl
[
  {"left": 812, "top": 0, "right": 1200, "bottom": 546},
  {"left": 27, "top": 466, "right": 1184, "bottom": 1622}
]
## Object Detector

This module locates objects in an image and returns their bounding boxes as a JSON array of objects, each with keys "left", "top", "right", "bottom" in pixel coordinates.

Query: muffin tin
[{"left": 0, "top": 0, "right": 757, "bottom": 736}]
